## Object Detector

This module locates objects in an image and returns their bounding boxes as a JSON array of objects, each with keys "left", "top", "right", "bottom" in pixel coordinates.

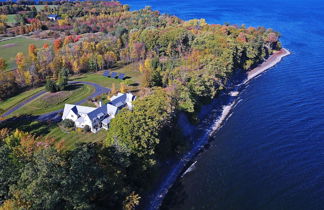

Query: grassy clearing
[
  {"left": 11, "top": 84, "right": 94, "bottom": 116},
  {"left": 72, "top": 62, "right": 142, "bottom": 90},
  {"left": 0, "top": 37, "right": 50, "bottom": 70},
  {"left": 32, "top": 5, "right": 57, "bottom": 11},
  {"left": 0, "top": 116, "right": 56, "bottom": 136},
  {"left": 81, "top": 100, "right": 97, "bottom": 107},
  {"left": 0, "top": 117, "right": 105, "bottom": 151},
  {"left": 46, "top": 127, "right": 107, "bottom": 150},
  {"left": 6, "top": 14, "right": 17, "bottom": 25},
  {"left": 0, "top": 87, "right": 44, "bottom": 113}
]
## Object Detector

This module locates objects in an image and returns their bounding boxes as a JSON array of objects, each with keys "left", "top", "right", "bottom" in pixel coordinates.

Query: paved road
[
  {"left": 1, "top": 81, "right": 110, "bottom": 122},
  {"left": 1, "top": 90, "right": 47, "bottom": 118}
]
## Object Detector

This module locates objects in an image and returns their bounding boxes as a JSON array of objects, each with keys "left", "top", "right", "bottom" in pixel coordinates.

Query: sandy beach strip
[{"left": 246, "top": 48, "right": 291, "bottom": 81}]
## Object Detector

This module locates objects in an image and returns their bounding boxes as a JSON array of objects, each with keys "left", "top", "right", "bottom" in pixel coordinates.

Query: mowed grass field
[
  {"left": 0, "top": 117, "right": 106, "bottom": 151},
  {"left": 33, "top": 5, "right": 57, "bottom": 11},
  {"left": 11, "top": 84, "right": 94, "bottom": 116},
  {"left": 72, "top": 62, "right": 143, "bottom": 89},
  {"left": 0, "top": 87, "right": 44, "bottom": 113},
  {"left": 0, "top": 37, "right": 50, "bottom": 70},
  {"left": 46, "top": 127, "right": 107, "bottom": 150},
  {"left": 6, "top": 14, "right": 17, "bottom": 25},
  {"left": 5, "top": 5, "right": 57, "bottom": 25}
]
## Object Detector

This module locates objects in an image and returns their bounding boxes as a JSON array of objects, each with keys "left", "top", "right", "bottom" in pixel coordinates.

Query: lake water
[{"left": 121, "top": 0, "right": 324, "bottom": 209}]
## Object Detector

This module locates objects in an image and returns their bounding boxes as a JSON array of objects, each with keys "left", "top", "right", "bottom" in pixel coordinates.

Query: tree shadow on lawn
[
  {"left": 64, "top": 84, "right": 83, "bottom": 91},
  {"left": 128, "top": 82, "right": 139, "bottom": 87},
  {"left": 70, "top": 75, "right": 87, "bottom": 81},
  {"left": 0, "top": 115, "right": 56, "bottom": 136}
]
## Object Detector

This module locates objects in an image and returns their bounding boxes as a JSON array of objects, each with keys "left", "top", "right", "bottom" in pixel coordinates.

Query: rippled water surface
[{"left": 122, "top": 0, "right": 324, "bottom": 209}]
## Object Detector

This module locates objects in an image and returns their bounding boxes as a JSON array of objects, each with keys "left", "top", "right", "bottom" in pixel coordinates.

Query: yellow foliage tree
[
  {"left": 0, "top": 57, "right": 7, "bottom": 71},
  {"left": 72, "top": 60, "right": 80, "bottom": 73},
  {"left": 0, "top": 15, "right": 7, "bottom": 24},
  {"left": 0, "top": 199, "right": 18, "bottom": 210},
  {"left": 120, "top": 83, "right": 127, "bottom": 93},
  {"left": 16, "top": 52, "right": 25, "bottom": 70},
  {"left": 57, "top": 18, "right": 68, "bottom": 26},
  {"left": 23, "top": 71, "right": 33, "bottom": 86},
  {"left": 97, "top": 54, "right": 104, "bottom": 70},
  {"left": 123, "top": 192, "right": 141, "bottom": 210},
  {"left": 111, "top": 83, "right": 116, "bottom": 95}
]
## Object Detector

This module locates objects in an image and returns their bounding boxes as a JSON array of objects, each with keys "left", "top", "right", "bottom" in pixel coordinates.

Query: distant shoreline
[{"left": 147, "top": 48, "right": 290, "bottom": 210}]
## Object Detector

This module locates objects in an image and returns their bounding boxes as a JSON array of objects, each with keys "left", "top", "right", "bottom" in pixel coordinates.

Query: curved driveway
[{"left": 1, "top": 81, "right": 110, "bottom": 122}]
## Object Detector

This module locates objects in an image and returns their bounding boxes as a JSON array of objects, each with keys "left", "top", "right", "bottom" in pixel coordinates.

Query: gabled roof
[
  {"left": 109, "top": 93, "right": 135, "bottom": 108},
  {"left": 110, "top": 93, "right": 124, "bottom": 101},
  {"left": 62, "top": 104, "right": 75, "bottom": 119},
  {"left": 70, "top": 106, "right": 78, "bottom": 116},
  {"left": 110, "top": 94, "right": 126, "bottom": 108},
  {"left": 62, "top": 104, "right": 96, "bottom": 119},
  {"left": 107, "top": 104, "right": 118, "bottom": 116}
]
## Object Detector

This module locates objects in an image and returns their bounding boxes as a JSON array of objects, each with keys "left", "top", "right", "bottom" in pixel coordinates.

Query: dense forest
[{"left": 0, "top": 1, "right": 282, "bottom": 209}]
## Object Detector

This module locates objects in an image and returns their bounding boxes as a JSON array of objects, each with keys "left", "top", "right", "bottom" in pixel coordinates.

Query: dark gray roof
[
  {"left": 71, "top": 106, "right": 79, "bottom": 116},
  {"left": 109, "top": 94, "right": 127, "bottom": 108},
  {"left": 87, "top": 105, "right": 107, "bottom": 120},
  {"left": 48, "top": 14, "right": 59, "bottom": 18}
]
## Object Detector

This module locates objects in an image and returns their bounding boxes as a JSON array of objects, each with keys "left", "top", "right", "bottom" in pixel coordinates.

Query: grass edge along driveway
[{"left": 9, "top": 84, "right": 95, "bottom": 117}]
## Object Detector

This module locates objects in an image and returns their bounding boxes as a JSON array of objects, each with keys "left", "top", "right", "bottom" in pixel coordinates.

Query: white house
[
  {"left": 48, "top": 14, "right": 61, "bottom": 21},
  {"left": 62, "top": 93, "right": 135, "bottom": 133}
]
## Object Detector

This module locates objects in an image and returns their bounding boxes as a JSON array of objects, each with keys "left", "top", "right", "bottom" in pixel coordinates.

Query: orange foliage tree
[{"left": 53, "top": 39, "right": 62, "bottom": 52}]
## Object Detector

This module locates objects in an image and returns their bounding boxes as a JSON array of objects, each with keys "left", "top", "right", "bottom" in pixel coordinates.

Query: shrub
[
  {"left": 61, "top": 119, "right": 75, "bottom": 128},
  {"left": 83, "top": 125, "right": 91, "bottom": 132},
  {"left": 45, "top": 79, "right": 57, "bottom": 92}
]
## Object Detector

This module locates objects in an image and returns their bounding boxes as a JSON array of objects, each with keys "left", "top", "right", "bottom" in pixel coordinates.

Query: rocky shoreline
[{"left": 147, "top": 48, "right": 291, "bottom": 210}]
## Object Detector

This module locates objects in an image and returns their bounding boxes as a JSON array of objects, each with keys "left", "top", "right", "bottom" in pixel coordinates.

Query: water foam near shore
[{"left": 147, "top": 48, "right": 290, "bottom": 210}]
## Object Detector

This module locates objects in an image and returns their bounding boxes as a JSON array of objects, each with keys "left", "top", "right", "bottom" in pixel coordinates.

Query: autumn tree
[
  {"left": 123, "top": 192, "right": 141, "bottom": 210},
  {"left": 15, "top": 52, "right": 25, "bottom": 70},
  {"left": 28, "top": 44, "right": 37, "bottom": 62},
  {"left": 120, "top": 83, "right": 127, "bottom": 93},
  {"left": 53, "top": 39, "right": 62, "bottom": 53},
  {"left": 104, "top": 51, "right": 117, "bottom": 68},
  {"left": 0, "top": 58, "right": 7, "bottom": 71},
  {"left": 0, "top": 72, "right": 19, "bottom": 100},
  {"left": 43, "top": 43, "right": 49, "bottom": 49},
  {"left": 111, "top": 83, "right": 117, "bottom": 95}
]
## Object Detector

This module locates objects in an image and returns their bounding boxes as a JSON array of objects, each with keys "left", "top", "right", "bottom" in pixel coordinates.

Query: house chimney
[{"left": 99, "top": 100, "right": 102, "bottom": 107}]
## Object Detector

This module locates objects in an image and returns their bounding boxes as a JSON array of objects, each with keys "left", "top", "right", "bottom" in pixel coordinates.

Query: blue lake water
[{"left": 126, "top": 0, "right": 324, "bottom": 209}]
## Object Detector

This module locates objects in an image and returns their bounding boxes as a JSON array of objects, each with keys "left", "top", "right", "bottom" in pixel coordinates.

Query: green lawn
[
  {"left": 46, "top": 127, "right": 107, "bottom": 150},
  {"left": 32, "top": 5, "right": 57, "bottom": 11},
  {"left": 0, "top": 37, "right": 51, "bottom": 70},
  {"left": 72, "top": 62, "right": 143, "bottom": 89},
  {"left": 0, "top": 87, "right": 44, "bottom": 113},
  {"left": 0, "top": 117, "right": 105, "bottom": 151},
  {"left": 11, "top": 84, "right": 94, "bottom": 116},
  {"left": 6, "top": 14, "right": 17, "bottom": 25}
]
